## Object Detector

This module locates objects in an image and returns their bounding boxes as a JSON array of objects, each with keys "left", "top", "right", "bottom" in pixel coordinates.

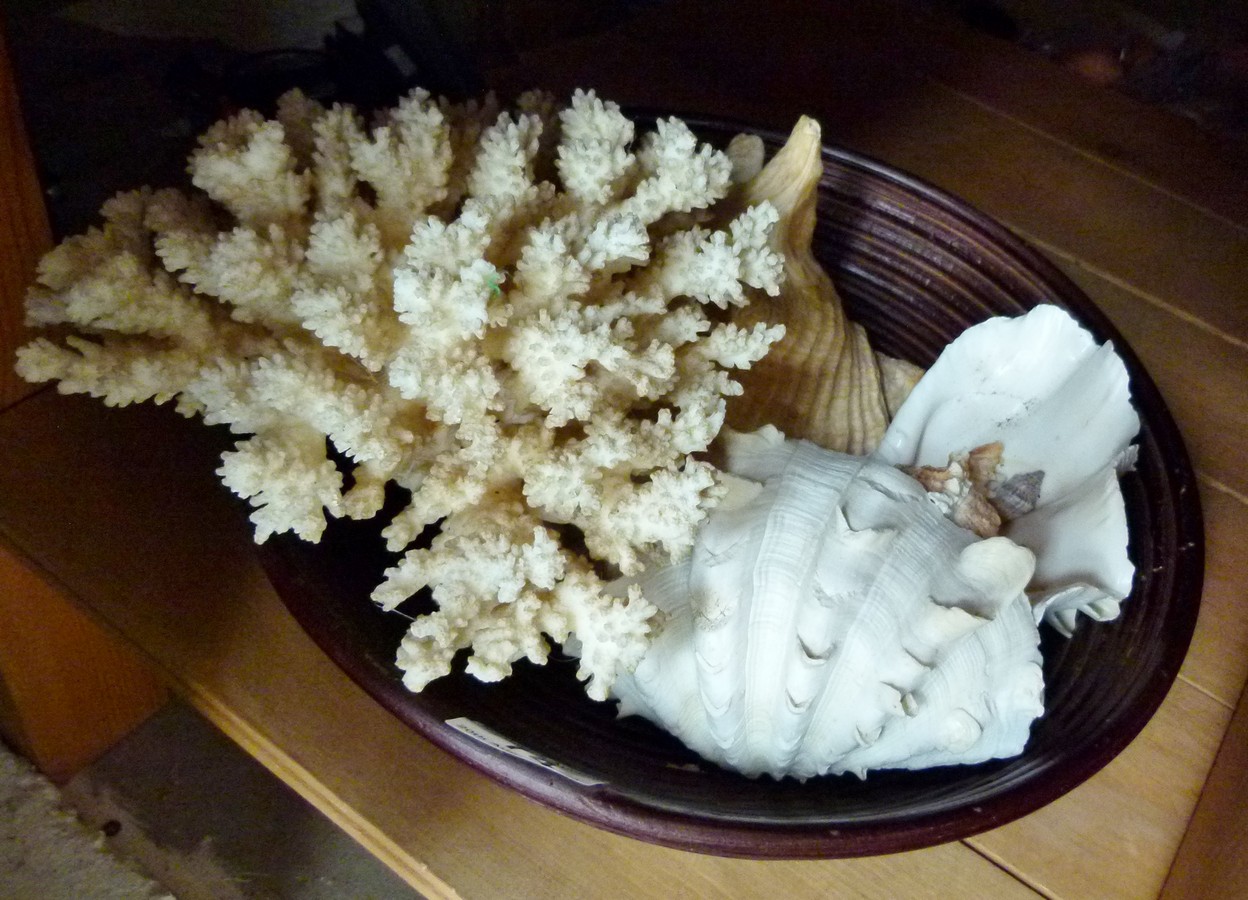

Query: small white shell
[
  {"left": 612, "top": 430, "right": 1043, "bottom": 780},
  {"left": 874, "top": 304, "right": 1138, "bottom": 634}
]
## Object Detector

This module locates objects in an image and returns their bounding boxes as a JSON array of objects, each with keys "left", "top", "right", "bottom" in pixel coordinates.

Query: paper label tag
[{"left": 446, "top": 717, "right": 605, "bottom": 787}]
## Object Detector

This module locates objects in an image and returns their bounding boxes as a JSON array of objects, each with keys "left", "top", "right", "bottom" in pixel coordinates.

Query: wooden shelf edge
[{"left": 0, "top": 518, "right": 457, "bottom": 898}]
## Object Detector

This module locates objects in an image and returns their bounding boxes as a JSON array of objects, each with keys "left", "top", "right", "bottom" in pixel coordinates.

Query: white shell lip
[{"left": 873, "top": 304, "right": 1140, "bottom": 633}]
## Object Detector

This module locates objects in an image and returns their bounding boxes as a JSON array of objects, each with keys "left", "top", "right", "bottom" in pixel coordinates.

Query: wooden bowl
[{"left": 260, "top": 118, "right": 1203, "bottom": 858}]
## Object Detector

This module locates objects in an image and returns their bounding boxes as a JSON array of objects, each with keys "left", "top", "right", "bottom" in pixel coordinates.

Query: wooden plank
[
  {"left": 1039, "top": 260, "right": 1248, "bottom": 709},
  {"left": 1162, "top": 680, "right": 1248, "bottom": 900},
  {"left": 610, "top": 0, "right": 1248, "bottom": 230},
  {"left": 0, "top": 392, "right": 1039, "bottom": 899},
  {"left": 0, "top": 25, "right": 50, "bottom": 409},
  {"left": 858, "top": 95, "right": 1248, "bottom": 347},
  {"left": 819, "top": 0, "right": 1248, "bottom": 228},
  {"left": 1043, "top": 252, "right": 1248, "bottom": 502},
  {"left": 1175, "top": 481, "right": 1248, "bottom": 707},
  {"left": 969, "top": 680, "right": 1230, "bottom": 900},
  {"left": 0, "top": 545, "right": 168, "bottom": 783},
  {"left": 833, "top": 87, "right": 1248, "bottom": 347}
]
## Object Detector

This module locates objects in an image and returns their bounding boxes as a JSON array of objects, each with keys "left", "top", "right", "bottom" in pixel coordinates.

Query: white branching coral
[{"left": 16, "top": 87, "right": 785, "bottom": 701}]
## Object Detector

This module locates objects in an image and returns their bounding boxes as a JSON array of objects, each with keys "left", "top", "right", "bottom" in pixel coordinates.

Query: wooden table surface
[{"left": 2, "top": 2, "right": 1247, "bottom": 897}]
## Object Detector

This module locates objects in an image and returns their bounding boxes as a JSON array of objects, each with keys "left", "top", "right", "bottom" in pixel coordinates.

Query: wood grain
[
  {"left": 0, "top": 543, "right": 168, "bottom": 783},
  {"left": 603, "top": 0, "right": 1248, "bottom": 229},
  {"left": 1176, "top": 482, "right": 1248, "bottom": 707},
  {"left": 850, "top": 2, "right": 1248, "bottom": 228},
  {"left": 834, "top": 87, "right": 1248, "bottom": 347},
  {"left": 1163, "top": 680, "right": 1248, "bottom": 900},
  {"left": 969, "top": 681, "right": 1230, "bottom": 900}
]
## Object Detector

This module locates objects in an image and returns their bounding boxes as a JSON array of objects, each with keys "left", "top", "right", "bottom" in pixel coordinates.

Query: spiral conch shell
[{"left": 724, "top": 117, "right": 896, "bottom": 455}]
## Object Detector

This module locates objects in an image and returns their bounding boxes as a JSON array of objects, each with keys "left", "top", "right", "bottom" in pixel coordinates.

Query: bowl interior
[{"left": 260, "top": 120, "right": 1203, "bottom": 858}]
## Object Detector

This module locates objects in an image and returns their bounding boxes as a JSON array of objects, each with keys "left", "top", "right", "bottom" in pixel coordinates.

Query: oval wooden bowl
[{"left": 260, "top": 118, "right": 1204, "bottom": 859}]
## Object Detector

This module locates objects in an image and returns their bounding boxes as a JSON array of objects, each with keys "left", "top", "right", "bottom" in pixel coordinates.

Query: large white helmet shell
[
  {"left": 611, "top": 305, "right": 1138, "bottom": 780},
  {"left": 613, "top": 430, "right": 1044, "bottom": 780}
]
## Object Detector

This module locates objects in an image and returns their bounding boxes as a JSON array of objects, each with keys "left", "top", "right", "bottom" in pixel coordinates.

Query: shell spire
[{"left": 725, "top": 118, "right": 892, "bottom": 455}]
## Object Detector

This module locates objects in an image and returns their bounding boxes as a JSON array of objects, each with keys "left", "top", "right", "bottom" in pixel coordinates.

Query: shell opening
[{"left": 797, "top": 633, "right": 834, "bottom": 663}]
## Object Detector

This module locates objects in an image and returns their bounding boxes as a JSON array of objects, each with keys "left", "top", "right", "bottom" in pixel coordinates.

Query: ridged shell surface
[{"left": 612, "top": 429, "right": 1043, "bottom": 779}]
